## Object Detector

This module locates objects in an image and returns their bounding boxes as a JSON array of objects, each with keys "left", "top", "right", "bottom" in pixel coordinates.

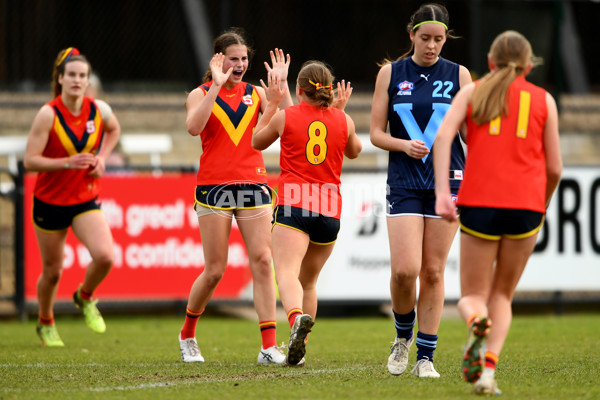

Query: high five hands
[
  {"left": 260, "top": 71, "right": 287, "bottom": 107},
  {"left": 264, "top": 48, "right": 291, "bottom": 85},
  {"left": 333, "top": 80, "right": 353, "bottom": 111},
  {"left": 209, "top": 53, "right": 232, "bottom": 87}
]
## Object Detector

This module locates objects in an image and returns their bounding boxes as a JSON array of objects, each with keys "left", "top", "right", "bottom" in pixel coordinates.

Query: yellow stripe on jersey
[
  {"left": 54, "top": 106, "right": 103, "bottom": 156},
  {"left": 488, "top": 116, "right": 501, "bottom": 135},
  {"left": 54, "top": 117, "right": 79, "bottom": 156},
  {"left": 211, "top": 89, "right": 260, "bottom": 146},
  {"left": 83, "top": 111, "right": 102, "bottom": 154},
  {"left": 516, "top": 90, "right": 531, "bottom": 139}
]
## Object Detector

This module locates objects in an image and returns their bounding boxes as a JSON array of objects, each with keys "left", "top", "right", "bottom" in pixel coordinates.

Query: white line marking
[{"left": 1, "top": 365, "right": 372, "bottom": 393}]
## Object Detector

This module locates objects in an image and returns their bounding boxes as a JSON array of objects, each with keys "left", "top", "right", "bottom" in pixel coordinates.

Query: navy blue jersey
[{"left": 387, "top": 56, "right": 465, "bottom": 190}]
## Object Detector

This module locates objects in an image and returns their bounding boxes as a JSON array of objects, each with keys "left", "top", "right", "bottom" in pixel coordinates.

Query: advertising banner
[
  {"left": 24, "top": 173, "right": 255, "bottom": 301},
  {"left": 24, "top": 167, "right": 600, "bottom": 303},
  {"left": 319, "top": 167, "right": 600, "bottom": 301}
]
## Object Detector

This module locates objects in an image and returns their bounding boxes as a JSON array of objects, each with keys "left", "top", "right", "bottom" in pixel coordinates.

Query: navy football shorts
[
  {"left": 387, "top": 187, "right": 458, "bottom": 218},
  {"left": 32, "top": 196, "right": 101, "bottom": 231},
  {"left": 195, "top": 183, "right": 273, "bottom": 210},
  {"left": 272, "top": 205, "right": 340, "bottom": 245},
  {"left": 459, "top": 206, "right": 544, "bottom": 240}
]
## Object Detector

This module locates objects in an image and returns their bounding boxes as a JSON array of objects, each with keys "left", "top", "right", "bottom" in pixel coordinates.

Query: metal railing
[{"left": 0, "top": 162, "right": 25, "bottom": 320}]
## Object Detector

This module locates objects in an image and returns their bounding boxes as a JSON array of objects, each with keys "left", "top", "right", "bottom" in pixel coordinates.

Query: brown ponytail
[
  {"left": 297, "top": 61, "right": 335, "bottom": 108},
  {"left": 471, "top": 30, "right": 542, "bottom": 125}
]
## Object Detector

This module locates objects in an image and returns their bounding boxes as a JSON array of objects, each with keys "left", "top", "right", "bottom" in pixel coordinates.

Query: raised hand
[
  {"left": 332, "top": 80, "right": 353, "bottom": 111},
  {"left": 260, "top": 70, "right": 287, "bottom": 107},
  {"left": 264, "top": 48, "right": 290, "bottom": 84},
  {"left": 210, "top": 53, "right": 232, "bottom": 87}
]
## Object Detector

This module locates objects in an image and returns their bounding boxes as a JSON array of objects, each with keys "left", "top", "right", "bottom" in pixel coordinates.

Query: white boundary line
[{"left": 1, "top": 365, "right": 372, "bottom": 393}]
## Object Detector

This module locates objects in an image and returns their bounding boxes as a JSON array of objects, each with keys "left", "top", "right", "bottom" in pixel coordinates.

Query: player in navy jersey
[{"left": 370, "top": 3, "right": 472, "bottom": 378}]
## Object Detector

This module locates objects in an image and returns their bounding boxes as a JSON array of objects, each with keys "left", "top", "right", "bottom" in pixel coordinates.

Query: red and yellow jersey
[
  {"left": 277, "top": 101, "right": 348, "bottom": 219},
  {"left": 34, "top": 95, "right": 104, "bottom": 205},
  {"left": 458, "top": 76, "right": 548, "bottom": 213},
  {"left": 196, "top": 81, "right": 266, "bottom": 185}
]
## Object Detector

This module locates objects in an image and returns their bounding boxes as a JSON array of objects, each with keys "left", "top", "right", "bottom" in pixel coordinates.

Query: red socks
[
  {"left": 38, "top": 313, "right": 54, "bottom": 326},
  {"left": 259, "top": 321, "right": 277, "bottom": 349},
  {"left": 485, "top": 351, "right": 499, "bottom": 370},
  {"left": 79, "top": 286, "right": 93, "bottom": 301},
  {"left": 287, "top": 308, "right": 303, "bottom": 328},
  {"left": 180, "top": 308, "right": 281, "bottom": 350},
  {"left": 180, "top": 307, "right": 204, "bottom": 339}
]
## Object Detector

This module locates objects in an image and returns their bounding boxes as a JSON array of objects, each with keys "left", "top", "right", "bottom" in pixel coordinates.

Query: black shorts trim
[
  {"left": 272, "top": 205, "right": 340, "bottom": 245},
  {"left": 32, "top": 196, "right": 101, "bottom": 231},
  {"left": 459, "top": 206, "right": 544, "bottom": 240},
  {"left": 195, "top": 183, "right": 273, "bottom": 210}
]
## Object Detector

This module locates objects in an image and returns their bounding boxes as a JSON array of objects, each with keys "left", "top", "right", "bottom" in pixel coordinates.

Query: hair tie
[
  {"left": 308, "top": 79, "right": 332, "bottom": 91},
  {"left": 56, "top": 47, "right": 80, "bottom": 67},
  {"left": 412, "top": 20, "right": 448, "bottom": 31}
]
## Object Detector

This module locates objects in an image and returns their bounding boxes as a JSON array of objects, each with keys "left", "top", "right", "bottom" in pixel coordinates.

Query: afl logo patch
[
  {"left": 242, "top": 94, "right": 253, "bottom": 106},
  {"left": 398, "top": 81, "right": 414, "bottom": 91},
  {"left": 397, "top": 81, "right": 414, "bottom": 96},
  {"left": 86, "top": 120, "right": 96, "bottom": 134}
]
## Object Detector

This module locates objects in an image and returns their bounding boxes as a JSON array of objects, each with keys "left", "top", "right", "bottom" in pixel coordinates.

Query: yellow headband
[
  {"left": 55, "top": 47, "right": 80, "bottom": 67},
  {"left": 412, "top": 20, "right": 448, "bottom": 31}
]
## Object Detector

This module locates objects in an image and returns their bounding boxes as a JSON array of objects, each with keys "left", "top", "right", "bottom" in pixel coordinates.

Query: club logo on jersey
[
  {"left": 393, "top": 102, "right": 451, "bottom": 163},
  {"left": 397, "top": 81, "right": 414, "bottom": 96},
  {"left": 242, "top": 94, "right": 254, "bottom": 106},
  {"left": 86, "top": 120, "right": 96, "bottom": 134},
  {"left": 209, "top": 84, "right": 259, "bottom": 146}
]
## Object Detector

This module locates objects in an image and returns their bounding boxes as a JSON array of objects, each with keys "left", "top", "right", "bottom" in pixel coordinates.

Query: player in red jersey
[
  {"left": 434, "top": 31, "right": 562, "bottom": 395},
  {"left": 179, "top": 28, "right": 294, "bottom": 365},
  {"left": 24, "top": 47, "right": 121, "bottom": 346},
  {"left": 253, "top": 61, "right": 362, "bottom": 365}
]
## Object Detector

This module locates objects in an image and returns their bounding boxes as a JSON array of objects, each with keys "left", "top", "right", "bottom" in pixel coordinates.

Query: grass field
[{"left": 1, "top": 311, "right": 599, "bottom": 399}]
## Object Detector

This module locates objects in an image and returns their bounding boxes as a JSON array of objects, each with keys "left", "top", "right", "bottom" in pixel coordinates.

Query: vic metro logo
[{"left": 393, "top": 102, "right": 451, "bottom": 162}]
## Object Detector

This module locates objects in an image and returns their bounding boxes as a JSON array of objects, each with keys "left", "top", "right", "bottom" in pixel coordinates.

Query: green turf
[{"left": 1, "top": 312, "right": 599, "bottom": 399}]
